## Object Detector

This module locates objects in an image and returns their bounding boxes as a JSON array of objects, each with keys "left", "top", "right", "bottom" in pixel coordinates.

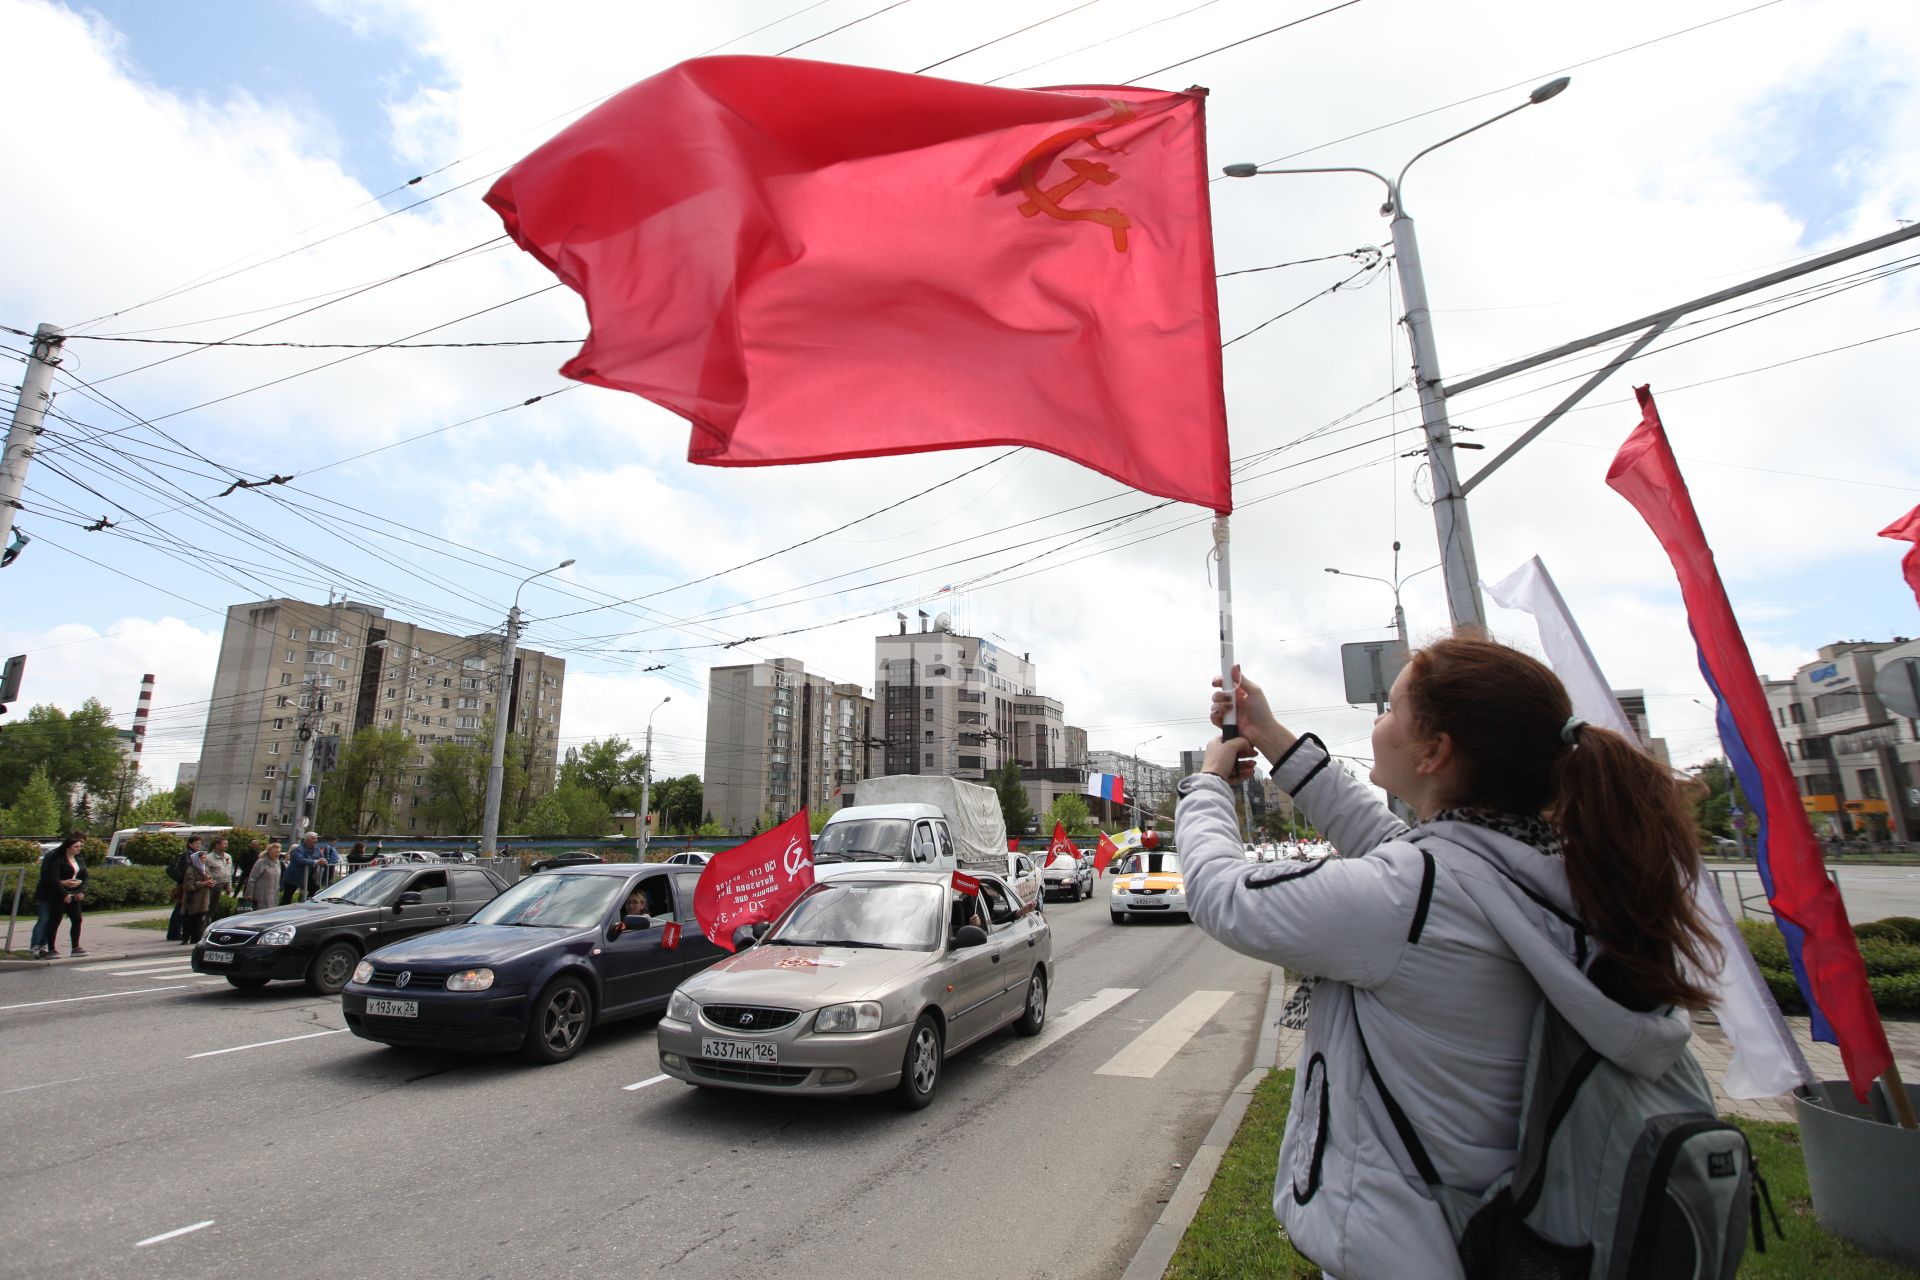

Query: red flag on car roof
[
  {"left": 1093, "top": 830, "right": 1119, "bottom": 877},
  {"left": 694, "top": 811, "right": 815, "bottom": 952},
  {"left": 485, "top": 56, "right": 1231, "bottom": 511},
  {"left": 1046, "top": 822, "right": 1077, "bottom": 867}
]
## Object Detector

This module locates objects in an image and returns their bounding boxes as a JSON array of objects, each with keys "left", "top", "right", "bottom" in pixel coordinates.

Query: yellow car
[{"left": 1109, "top": 851, "right": 1187, "bottom": 924}]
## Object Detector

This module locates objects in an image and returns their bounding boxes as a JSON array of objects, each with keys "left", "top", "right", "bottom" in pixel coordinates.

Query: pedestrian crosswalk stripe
[
  {"left": 78, "top": 958, "right": 190, "bottom": 974},
  {"left": 984, "top": 987, "right": 1138, "bottom": 1067},
  {"left": 1094, "top": 989, "right": 1236, "bottom": 1079}
]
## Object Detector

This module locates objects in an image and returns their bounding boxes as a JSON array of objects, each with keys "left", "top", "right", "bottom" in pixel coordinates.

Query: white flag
[{"left": 1486, "top": 556, "right": 1813, "bottom": 1099}]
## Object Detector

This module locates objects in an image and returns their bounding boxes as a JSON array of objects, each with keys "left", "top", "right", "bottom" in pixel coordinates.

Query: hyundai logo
[
  {"left": 396, "top": 971, "right": 412, "bottom": 989},
  {"left": 738, "top": 1012, "right": 754, "bottom": 1027}
]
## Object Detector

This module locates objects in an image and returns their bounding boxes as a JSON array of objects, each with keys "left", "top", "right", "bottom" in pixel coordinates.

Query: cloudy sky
[{"left": 1, "top": 0, "right": 1916, "bottom": 797}]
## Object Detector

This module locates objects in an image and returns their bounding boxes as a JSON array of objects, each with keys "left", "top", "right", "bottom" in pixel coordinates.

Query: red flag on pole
[
  {"left": 1046, "top": 822, "right": 1076, "bottom": 867},
  {"left": 1608, "top": 386, "right": 1891, "bottom": 1100},
  {"left": 694, "top": 811, "right": 815, "bottom": 952},
  {"left": 1878, "top": 504, "right": 1920, "bottom": 611},
  {"left": 1093, "top": 830, "right": 1119, "bottom": 877},
  {"left": 486, "top": 56, "right": 1231, "bottom": 511}
]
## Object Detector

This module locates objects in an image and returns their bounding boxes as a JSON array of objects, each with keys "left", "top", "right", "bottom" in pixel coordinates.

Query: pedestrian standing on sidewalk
[
  {"left": 181, "top": 841, "right": 216, "bottom": 945},
  {"left": 244, "top": 842, "right": 283, "bottom": 911},
  {"left": 283, "top": 833, "right": 319, "bottom": 904},
  {"left": 1175, "top": 641, "right": 1721, "bottom": 1280},
  {"left": 204, "top": 836, "right": 234, "bottom": 921},
  {"left": 31, "top": 833, "right": 89, "bottom": 959},
  {"left": 165, "top": 835, "right": 200, "bottom": 943}
]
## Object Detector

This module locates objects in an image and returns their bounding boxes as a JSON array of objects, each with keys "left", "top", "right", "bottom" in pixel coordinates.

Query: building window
[
  {"left": 272, "top": 718, "right": 285, "bottom": 730},
  {"left": 924, "top": 709, "right": 934, "bottom": 722},
  {"left": 309, "top": 627, "right": 339, "bottom": 643},
  {"left": 924, "top": 753, "right": 934, "bottom": 766},
  {"left": 387, "top": 688, "right": 396, "bottom": 699},
  {"left": 306, "top": 650, "right": 335, "bottom": 665},
  {"left": 383, "top": 710, "right": 393, "bottom": 721},
  {"left": 408, "top": 818, "right": 417, "bottom": 831},
  {"left": 924, "top": 688, "right": 934, "bottom": 700},
  {"left": 924, "top": 730, "right": 935, "bottom": 742},
  {"left": 285, "top": 649, "right": 296, "bottom": 663},
  {"left": 268, "top": 742, "right": 280, "bottom": 755},
  {"left": 259, "top": 789, "right": 271, "bottom": 802},
  {"left": 1814, "top": 689, "right": 1863, "bottom": 718},
  {"left": 257, "top": 812, "right": 269, "bottom": 826},
  {"left": 264, "top": 765, "right": 278, "bottom": 778}
]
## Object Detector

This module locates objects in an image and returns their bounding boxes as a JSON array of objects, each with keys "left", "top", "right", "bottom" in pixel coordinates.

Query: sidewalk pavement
[
  {"left": 1690, "top": 1011, "right": 1920, "bottom": 1121},
  {"left": 0, "top": 906, "right": 182, "bottom": 970}
]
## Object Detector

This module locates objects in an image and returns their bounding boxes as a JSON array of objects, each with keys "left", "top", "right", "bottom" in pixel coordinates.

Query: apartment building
[
  {"left": 1086, "top": 748, "right": 1176, "bottom": 818},
  {"left": 703, "top": 658, "right": 876, "bottom": 834},
  {"left": 1762, "top": 638, "right": 1920, "bottom": 841},
  {"left": 191, "top": 598, "right": 565, "bottom": 838}
]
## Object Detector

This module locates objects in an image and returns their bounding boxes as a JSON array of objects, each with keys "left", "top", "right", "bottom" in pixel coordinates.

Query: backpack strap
[{"left": 1352, "top": 998, "right": 1444, "bottom": 1191}]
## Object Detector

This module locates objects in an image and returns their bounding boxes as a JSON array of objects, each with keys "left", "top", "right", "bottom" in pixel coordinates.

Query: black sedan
[
  {"left": 341, "top": 864, "right": 727, "bottom": 1064},
  {"left": 192, "top": 864, "right": 506, "bottom": 994},
  {"left": 528, "top": 850, "right": 603, "bottom": 872}
]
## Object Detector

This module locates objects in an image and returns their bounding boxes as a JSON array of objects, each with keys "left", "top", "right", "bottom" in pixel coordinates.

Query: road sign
[
  {"left": 1731, "top": 814, "right": 1747, "bottom": 831},
  {"left": 304, "top": 784, "right": 318, "bottom": 802},
  {"left": 0, "top": 653, "right": 23, "bottom": 705},
  {"left": 1875, "top": 656, "right": 1920, "bottom": 720},
  {"left": 1340, "top": 639, "right": 1408, "bottom": 708}
]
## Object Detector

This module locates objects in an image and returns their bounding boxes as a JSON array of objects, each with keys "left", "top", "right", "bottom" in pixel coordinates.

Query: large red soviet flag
[
  {"left": 694, "top": 811, "right": 815, "bottom": 951},
  {"left": 486, "top": 56, "right": 1231, "bottom": 511},
  {"left": 1878, "top": 503, "right": 1920, "bottom": 611}
]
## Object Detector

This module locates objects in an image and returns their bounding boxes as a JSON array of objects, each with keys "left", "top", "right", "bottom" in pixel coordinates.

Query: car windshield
[
  {"left": 812, "top": 819, "right": 913, "bottom": 863},
  {"left": 767, "top": 882, "right": 943, "bottom": 950},
  {"left": 1140, "top": 853, "right": 1181, "bottom": 875},
  {"left": 470, "top": 874, "right": 624, "bottom": 930},
  {"left": 312, "top": 868, "right": 409, "bottom": 906}
]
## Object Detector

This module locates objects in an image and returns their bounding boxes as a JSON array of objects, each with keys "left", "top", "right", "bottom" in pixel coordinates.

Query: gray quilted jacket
[{"left": 1175, "top": 735, "right": 1692, "bottom": 1279}]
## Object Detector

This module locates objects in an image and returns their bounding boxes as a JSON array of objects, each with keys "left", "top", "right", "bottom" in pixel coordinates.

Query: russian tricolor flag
[
  {"left": 1084, "top": 772, "right": 1125, "bottom": 805},
  {"left": 1610, "top": 387, "right": 1891, "bottom": 1101}
]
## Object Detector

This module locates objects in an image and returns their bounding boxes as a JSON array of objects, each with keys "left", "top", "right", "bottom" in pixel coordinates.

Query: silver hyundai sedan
[{"left": 657, "top": 869, "right": 1051, "bottom": 1108}]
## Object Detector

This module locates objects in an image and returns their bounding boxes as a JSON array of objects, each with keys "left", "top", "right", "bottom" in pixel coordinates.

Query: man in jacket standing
[
  {"left": 204, "top": 836, "right": 234, "bottom": 916},
  {"left": 181, "top": 841, "right": 215, "bottom": 944},
  {"left": 283, "top": 833, "right": 320, "bottom": 904}
]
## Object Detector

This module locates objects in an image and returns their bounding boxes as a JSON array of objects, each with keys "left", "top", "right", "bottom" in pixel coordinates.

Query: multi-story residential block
[
  {"left": 703, "top": 658, "right": 876, "bottom": 834},
  {"left": 1610, "top": 688, "right": 1672, "bottom": 767},
  {"left": 1086, "top": 748, "right": 1176, "bottom": 819},
  {"left": 191, "top": 598, "right": 564, "bottom": 838},
  {"left": 1762, "top": 638, "right": 1920, "bottom": 841}
]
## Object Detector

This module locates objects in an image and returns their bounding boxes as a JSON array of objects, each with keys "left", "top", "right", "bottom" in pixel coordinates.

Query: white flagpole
[{"left": 1213, "top": 516, "right": 1238, "bottom": 740}]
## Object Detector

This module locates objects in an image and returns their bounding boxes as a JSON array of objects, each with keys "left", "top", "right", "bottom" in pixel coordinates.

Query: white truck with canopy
[{"left": 814, "top": 776, "right": 1038, "bottom": 909}]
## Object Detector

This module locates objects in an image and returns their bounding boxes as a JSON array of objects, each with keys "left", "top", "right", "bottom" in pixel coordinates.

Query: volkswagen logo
[
  {"left": 738, "top": 1012, "right": 754, "bottom": 1027},
  {"left": 396, "top": 971, "right": 412, "bottom": 989}
]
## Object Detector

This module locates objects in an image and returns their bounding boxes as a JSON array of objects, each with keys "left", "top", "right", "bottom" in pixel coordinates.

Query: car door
[
  {"left": 387, "top": 870, "right": 454, "bottom": 940},
  {"left": 943, "top": 885, "right": 1005, "bottom": 1050},
  {"left": 448, "top": 869, "right": 499, "bottom": 923},
  {"left": 597, "top": 873, "right": 683, "bottom": 1016},
  {"left": 671, "top": 871, "right": 727, "bottom": 976},
  {"left": 975, "top": 878, "right": 1034, "bottom": 1025}
]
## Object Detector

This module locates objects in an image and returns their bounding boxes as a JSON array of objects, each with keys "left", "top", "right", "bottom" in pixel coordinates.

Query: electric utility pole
[
  {"left": 292, "top": 676, "right": 324, "bottom": 841},
  {"left": 1, "top": 324, "right": 64, "bottom": 557}
]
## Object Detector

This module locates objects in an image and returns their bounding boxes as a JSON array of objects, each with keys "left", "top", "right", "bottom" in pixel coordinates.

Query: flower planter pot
[{"left": 1792, "top": 1080, "right": 1920, "bottom": 1267}]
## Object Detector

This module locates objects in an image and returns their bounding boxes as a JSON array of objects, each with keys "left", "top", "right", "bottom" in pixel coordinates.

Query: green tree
[
  {"left": 990, "top": 761, "right": 1033, "bottom": 836},
  {"left": 0, "top": 698, "right": 123, "bottom": 811},
  {"left": 559, "top": 737, "right": 645, "bottom": 811},
  {"left": 1045, "top": 792, "right": 1096, "bottom": 838},
  {"left": 651, "top": 774, "right": 704, "bottom": 834},
  {"left": 422, "top": 738, "right": 490, "bottom": 836},
  {"left": 169, "top": 781, "right": 196, "bottom": 818},
  {"left": 514, "top": 781, "right": 612, "bottom": 836},
  {"left": 809, "top": 807, "right": 833, "bottom": 835},
  {"left": 191, "top": 809, "right": 234, "bottom": 825},
  {"left": 1689, "top": 758, "right": 1747, "bottom": 841},
  {"left": 317, "top": 726, "right": 415, "bottom": 834},
  {"left": 126, "top": 787, "right": 179, "bottom": 826},
  {"left": 0, "top": 765, "right": 64, "bottom": 836}
]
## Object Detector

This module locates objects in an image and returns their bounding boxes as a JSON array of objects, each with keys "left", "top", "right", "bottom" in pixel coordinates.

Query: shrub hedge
[
  {"left": 118, "top": 832, "right": 187, "bottom": 867},
  {"left": 6, "top": 865, "right": 176, "bottom": 911},
  {"left": 1738, "top": 917, "right": 1920, "bottom": 1017},
  {"left": 0, "top": 838, "right": 43, "bottom": 863}
]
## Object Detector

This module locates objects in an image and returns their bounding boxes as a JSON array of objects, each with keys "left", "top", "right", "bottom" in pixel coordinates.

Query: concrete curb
[
  {"left": 0, "top": 941, "right": 185, "bottom": 971},
  {"left": 1118, "top": 966, "right": 1287, "bottom": 1280}
]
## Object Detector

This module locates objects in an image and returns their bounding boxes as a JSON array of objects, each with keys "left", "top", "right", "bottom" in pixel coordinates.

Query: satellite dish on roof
[{"left": 934, "top": 612, "right": 952, "bottom": 633}]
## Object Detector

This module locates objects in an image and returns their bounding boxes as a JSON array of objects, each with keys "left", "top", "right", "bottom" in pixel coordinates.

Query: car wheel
[
  {"left": 1111, "top": 909, "right": 1127, "bottom": 924},
  {"left": 305, "top": 941, "right": 358, "bottom": 995},
  {"left": 1014, "top": 969, "right": 1047, "bottom": 1036},
  {"left": 522, "top": 977, "right": 593, "bottom": 1064},
  {"left": 226, "top": 976, "right": 271, "bottom": 990},
  {"left": 895, "top": 1013, "right": 942, "bottom": 1110}
]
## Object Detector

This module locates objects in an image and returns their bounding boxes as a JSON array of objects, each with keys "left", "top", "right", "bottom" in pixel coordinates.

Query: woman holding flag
[{"left": 1175, "top": 641, "right": 1721, "bottom": 1278}]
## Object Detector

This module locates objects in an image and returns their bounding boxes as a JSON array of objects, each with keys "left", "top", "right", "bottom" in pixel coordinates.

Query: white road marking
[
  {"left": 139, "top": 969, "right": 199, "bottom": 980},
  {"left": 80, "top": 958, "right": 191, "bottom": 974},
  {"left": 1094, "top": 990, "right": 1237, "bottom": 1079},
  {"left": 623, "top": 1073, "right": 670, "bottom": 1092},
  {"left": 135, "top": 1220, "right": 214, "bottom": 1248},
  {"left": 188, "top": 1028, "right": 348, "bottom": 1059},
  {"left": 985, "top": 986, "right": 1139, "bottom": 1067},
  {"left": 0, "top": 984, "right": 208, "bottom": 1012}
]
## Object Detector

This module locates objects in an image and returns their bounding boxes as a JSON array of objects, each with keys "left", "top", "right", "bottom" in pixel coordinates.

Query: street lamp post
[
  {"left": 1324, "top": 540, "right": 1442, "bottom": 695},
  {"left": 480, "top": 558, "right": 574, "bottom": 857},
  {"left": 1225, "top": 77, "right": 1572, "bottom": 632},
  {"left": 638, "top": 695, "right": 671, "bottom": 861},
  {"left": 1132, "top": 734, "right": 1162, "bottom": 830}
]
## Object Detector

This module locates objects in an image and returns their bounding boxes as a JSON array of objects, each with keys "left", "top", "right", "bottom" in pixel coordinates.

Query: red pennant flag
[
  {"left": 1608, "top": 386, "right": 1891, "bottom": 1100},
  {"left": 694, "top": 811, "right": 815, "bottom": 952},
  {"left": 1007, "top": 837, "right": 1020, "bottom": 854},
  {"left": 486, "top": 56, "right": 1230, "bottom": 511},
  {"left": 952, "top": 870, "right": 981, "bottom": 897},
  {"left": 1878, "top": 504, "right": 1920, "bottom": 611},
  {"left": 1045, "top": 821, "right": 1076, "bottom": 867},
  {"left": 661, "top": 922, "right": 681, "bottom": 952},
  {"left": 1093, "top": 831, "right": 1119, "bottom": 877}
]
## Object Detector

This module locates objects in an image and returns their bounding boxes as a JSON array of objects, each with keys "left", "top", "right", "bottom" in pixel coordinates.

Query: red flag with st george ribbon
[
  {"left": 1045, "top": 821, "right": 1077, "bottom": 867},
  {"left": 1879, "top": 504, "right": 1920, "bottom": 611},
  {"left": 485, "top": 56, "right": 1231, "bottom": 511},
  {"left": 1608, "top": 386, "right": 1891, "bottom": 1100},
  {"left": 1093, "top": 830, "right": 1119, "bottom": 877},
  {"left": 694, "top": 811, "right": 815, "bottom": 952}
]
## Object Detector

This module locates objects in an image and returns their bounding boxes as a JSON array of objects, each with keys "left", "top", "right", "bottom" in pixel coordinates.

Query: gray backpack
[{"left": 1356, "top": 959, "right": 1780, "bottom": 1277}]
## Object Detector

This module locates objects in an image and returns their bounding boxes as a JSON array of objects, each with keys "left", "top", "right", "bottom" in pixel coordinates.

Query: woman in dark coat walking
[{"left": 32, "top": 833, "right": 89, "bottom": 959}]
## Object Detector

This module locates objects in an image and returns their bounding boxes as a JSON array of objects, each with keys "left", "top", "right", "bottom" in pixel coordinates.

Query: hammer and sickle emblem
[
  {"left": 1015, "top": 100, "right": 1136, "bottom": 253},
  {"left": 782, "top": 838, "right": 808, "bottom": 877}
]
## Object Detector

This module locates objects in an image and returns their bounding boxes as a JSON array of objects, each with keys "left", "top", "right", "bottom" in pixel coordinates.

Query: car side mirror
[
  {"left": 732, "top": 923, "right": 762, "bottom": 950},
  {"left": 954, "top": 924, "right": 988, "bottom": 949},
  {"left": 394, "top": 891, "right": 422, "bottom": 912},
  {"left": 622, "top": 914, "right": 652, "bottom": 933}
]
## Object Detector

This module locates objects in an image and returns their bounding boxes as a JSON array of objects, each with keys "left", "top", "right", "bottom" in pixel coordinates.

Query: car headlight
[
  {"left": 814, "top": 1001, "right": 883, "bottom": 1034},
  {"left": 666, "top": 989, "right": 698, "bottom": 1024},
  {"left": 351, "top": 959, "right": 374, "bottom": 984},
  {"left": 444, "top": 968, "right": 495, "bottom": 993},
  {"left": 258, "top": 925, "right": 296, "bottom": 947}
]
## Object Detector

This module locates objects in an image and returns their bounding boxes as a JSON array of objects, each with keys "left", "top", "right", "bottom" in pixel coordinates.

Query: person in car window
[{"left": 622, "top": 888, "right": 648, "bottom": 921}]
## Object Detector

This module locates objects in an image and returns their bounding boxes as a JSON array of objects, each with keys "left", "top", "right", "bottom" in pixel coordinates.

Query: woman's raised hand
[{"left": 1210, "top": 664, "right": 1292, "bottom": 760}]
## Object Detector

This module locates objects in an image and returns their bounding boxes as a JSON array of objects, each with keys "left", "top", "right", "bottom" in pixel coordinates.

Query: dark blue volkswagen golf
[{"left": 341, "top": 864, "right": 726, "bottom": 1064}]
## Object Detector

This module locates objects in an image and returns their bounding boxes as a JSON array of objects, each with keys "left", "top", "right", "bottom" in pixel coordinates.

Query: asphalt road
[
  {"left": 1703, "top": 861, "right": 1920, "bottom": 923},
  {"left": 0, "top": 892, "right": 1271, "bottom": 1280}
]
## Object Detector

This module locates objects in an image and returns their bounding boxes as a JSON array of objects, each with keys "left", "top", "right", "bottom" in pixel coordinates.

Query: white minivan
[{"left": 104, "top": 822, "right": 233, "bottom": 866}]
